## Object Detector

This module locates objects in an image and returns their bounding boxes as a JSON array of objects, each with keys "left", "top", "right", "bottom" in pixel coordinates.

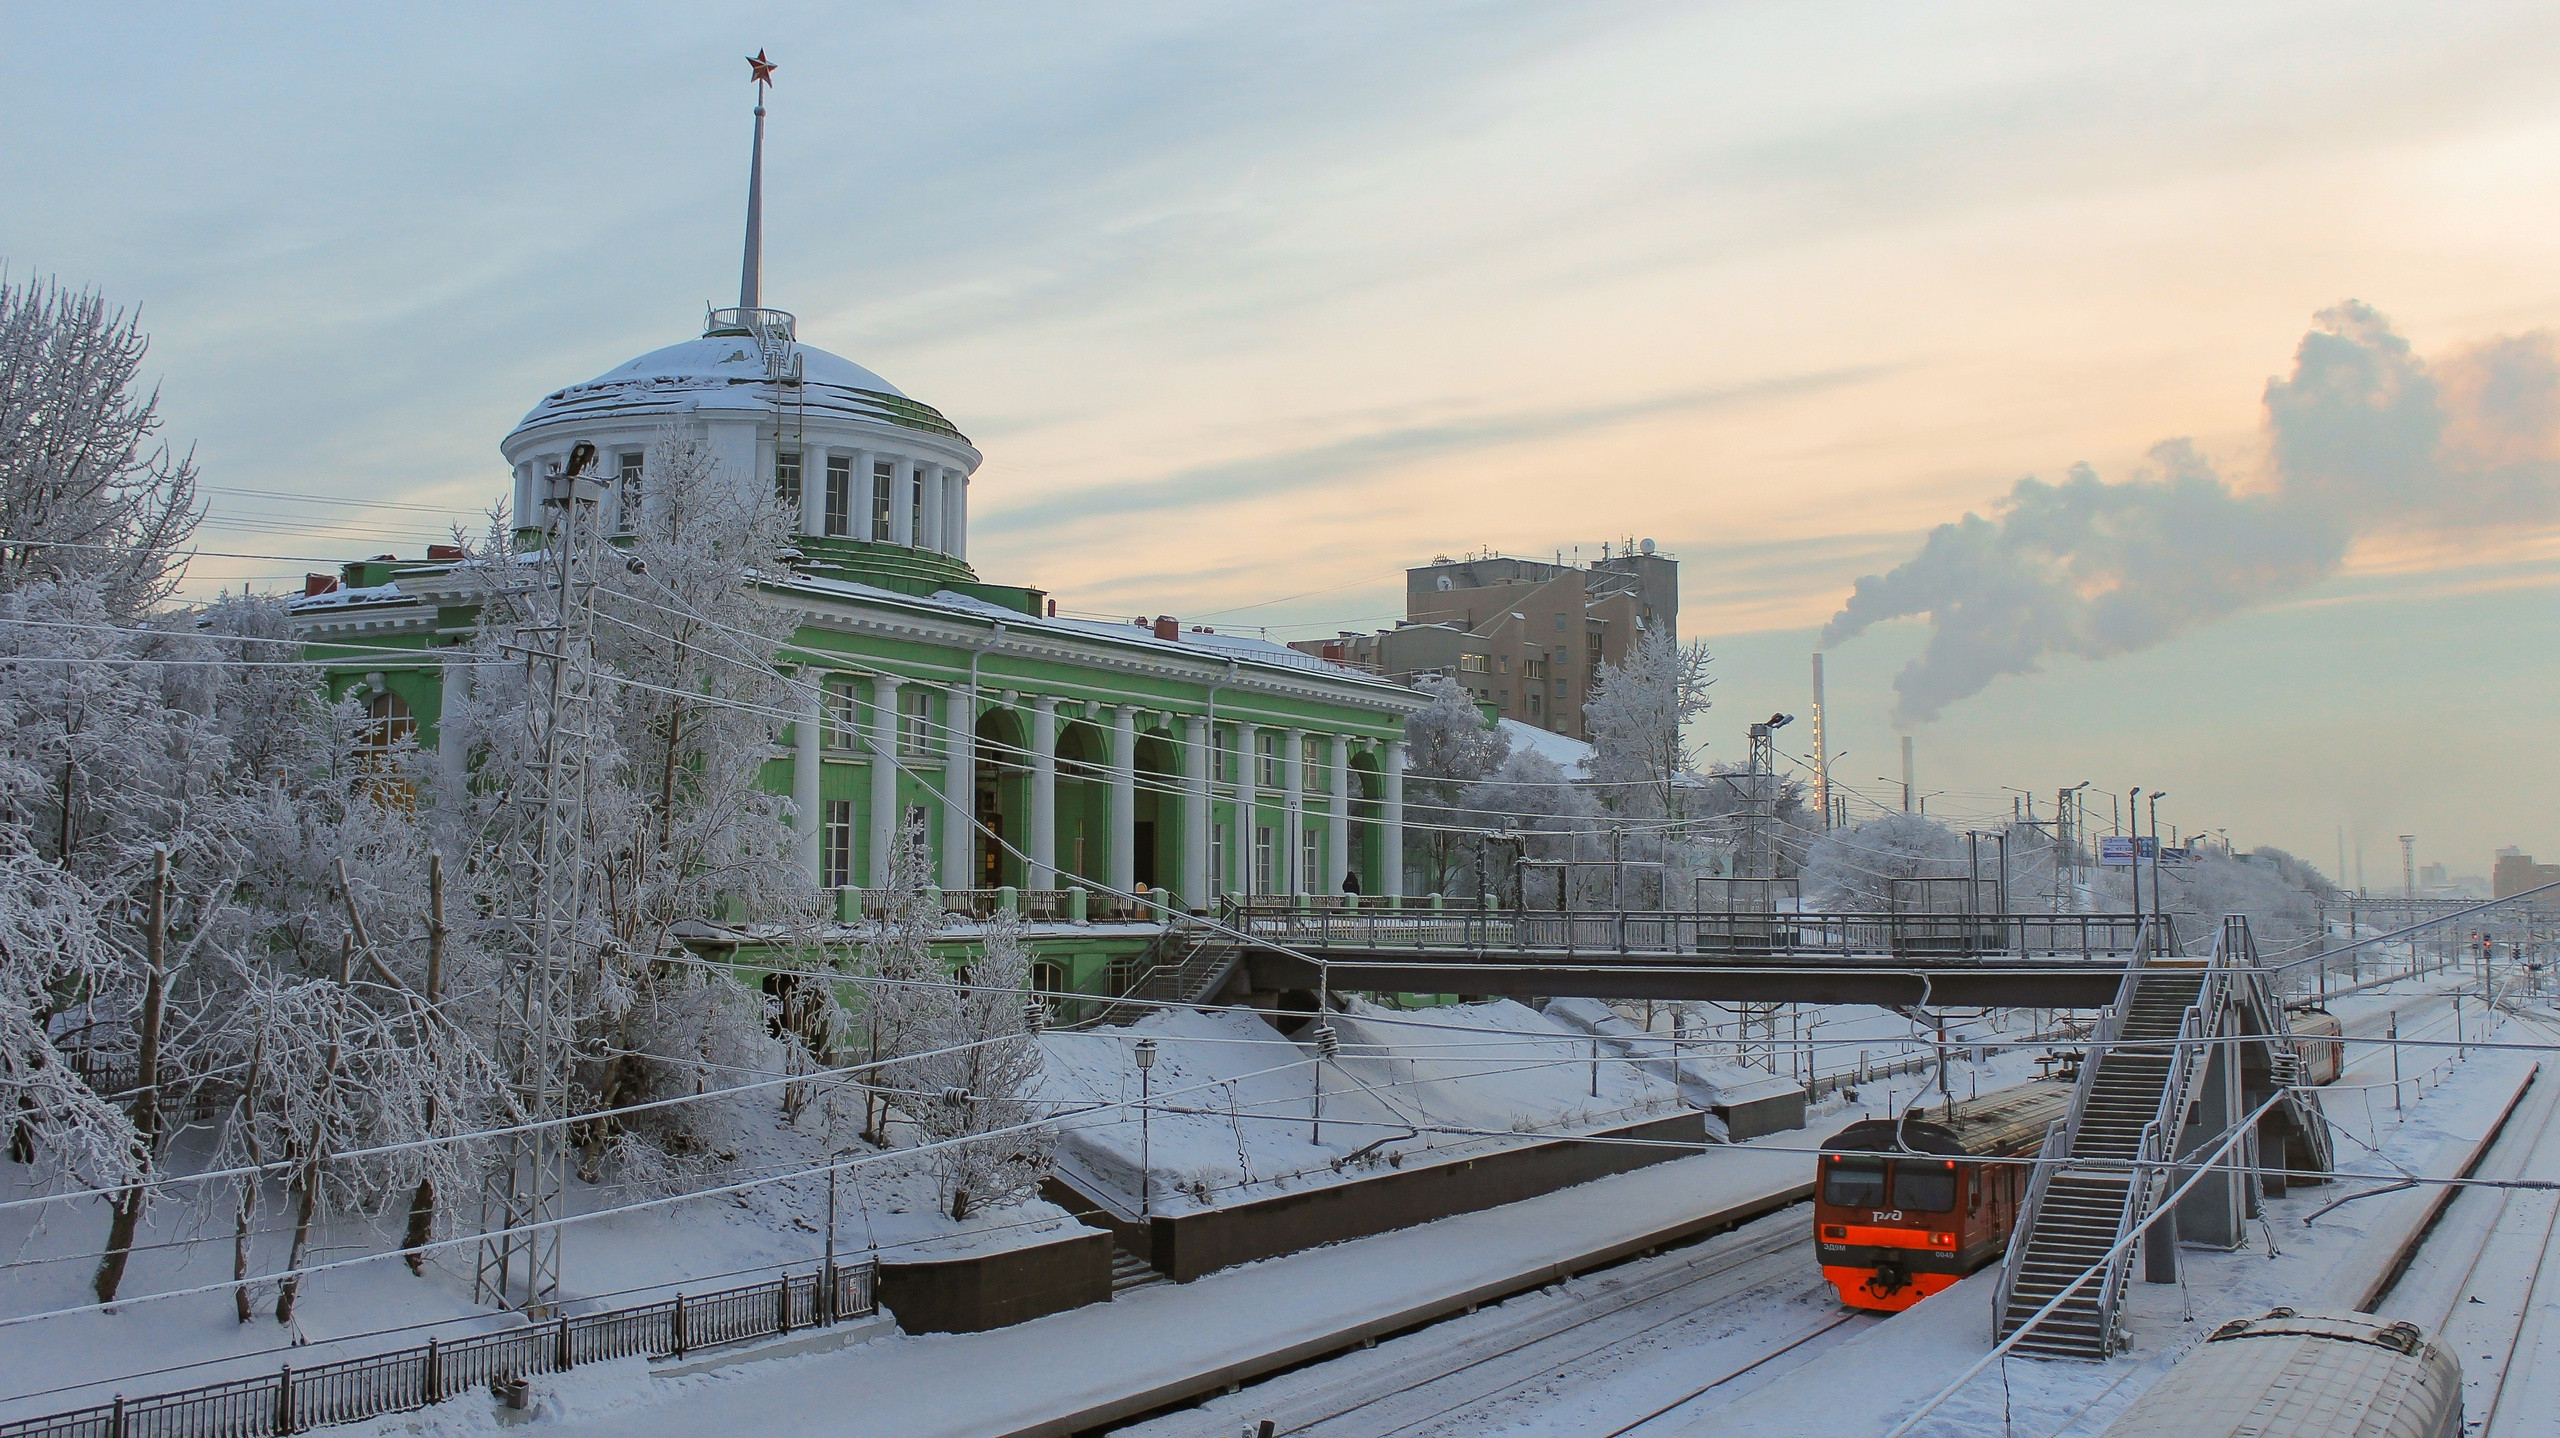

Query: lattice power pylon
[{"left": 475, "top": 450, "right": 608, "bottom": 1313}]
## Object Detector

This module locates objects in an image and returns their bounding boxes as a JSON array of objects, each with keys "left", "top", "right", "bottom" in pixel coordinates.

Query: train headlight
[
  {"left": 1822, "top": 1225, "right": 1848, "bottom": 1240},
  {"left": 1928, "top": 1232, "right": 1956, "bottom": 1248}
]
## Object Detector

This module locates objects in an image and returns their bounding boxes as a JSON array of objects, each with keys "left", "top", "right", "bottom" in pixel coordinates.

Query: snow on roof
[
  {"left": 1499, "top": 718, "right": 1593, "bottom": 773},
  {"left": 286, "top": 581, "right": 404, "bottom": 612},
  {"left": 891, "top": 583, "right": 1404, "bottom": 688},
  {"left": 510, "top": 336, "right": 967, "bottom": 443}
]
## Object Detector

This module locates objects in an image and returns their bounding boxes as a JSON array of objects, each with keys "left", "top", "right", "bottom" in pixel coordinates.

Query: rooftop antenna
[{"left": 740, "top": 49, "right": 777, "bottom": 310}]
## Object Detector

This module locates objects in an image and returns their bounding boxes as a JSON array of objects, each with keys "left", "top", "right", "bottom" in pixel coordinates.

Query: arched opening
[
  {"left": 1134, "top": 729, "right": 1181, "bottom": 900},
  {"left": 1349, "top": 753, "right": 1384, "bottom": 898},
  {"left": 1055, "top": 719, "right": 1109, "bottom": 885},
  {"left": 975, "top": 707, "right": 1029, "bottom": 889}
]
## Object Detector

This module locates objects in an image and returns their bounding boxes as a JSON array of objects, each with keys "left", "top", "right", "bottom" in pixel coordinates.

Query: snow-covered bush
[
  {"left": 1799, "top": 812, "right": 1968, "bottom": 911},
  {"left": 884, "top": 908, "right": 1053, "bottom": 1221}
]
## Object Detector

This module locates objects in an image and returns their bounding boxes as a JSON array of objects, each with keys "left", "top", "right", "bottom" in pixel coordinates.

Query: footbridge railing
[{"left": 1221, "top": 901, "right": 2151, "bottom": 960}]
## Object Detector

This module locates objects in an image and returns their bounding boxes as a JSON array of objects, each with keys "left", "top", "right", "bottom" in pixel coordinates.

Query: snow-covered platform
[{"left": 435, "top": 1143, "right": 1812, "bottom": 1437}]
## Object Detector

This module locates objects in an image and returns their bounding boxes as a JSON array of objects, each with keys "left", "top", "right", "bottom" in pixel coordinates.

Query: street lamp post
[
  {"left": 1134, "top": 1038, "right": 1157, "bottom": 1219},
  {"left": 2147, "top": 791, "right": 2170, "bottom": 950}
]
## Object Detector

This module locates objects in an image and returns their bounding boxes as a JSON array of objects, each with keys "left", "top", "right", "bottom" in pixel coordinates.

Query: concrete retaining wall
[
  {"left": 1065, "top": 1109, "right": 1711, "bottom": 1283},
  {"left": 877, "top": 1224, "right": 1114, "bottom": 1334}
]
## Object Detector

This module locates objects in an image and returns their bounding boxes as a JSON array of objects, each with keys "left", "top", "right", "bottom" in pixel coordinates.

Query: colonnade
[
  {"left": 791, "top": 447, "right": 969, "bottom": 560},
  {"left": 789, "top": 671, "right": 1406, "bottom": 907}
]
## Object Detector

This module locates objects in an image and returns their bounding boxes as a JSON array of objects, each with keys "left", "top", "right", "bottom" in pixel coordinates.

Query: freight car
[
  {"left": 1814, "top": 1080, "right": 2072, "bottom": 1311},
  {"left": 2101, "top": 1309, "right": 2460, "bottom": 1438}
]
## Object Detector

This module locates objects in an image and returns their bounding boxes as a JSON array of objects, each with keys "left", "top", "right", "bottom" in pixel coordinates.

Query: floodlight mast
[{"left": 475, "top": 445, "right": 607, "bottom": 1314}]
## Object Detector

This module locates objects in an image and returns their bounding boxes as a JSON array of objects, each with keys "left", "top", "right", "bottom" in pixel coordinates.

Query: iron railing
[
  {"left": 1225, "top": 902, "right": 2155, "bottom": 961},
  {"left": 0, "top": 1263, "right": 875, "bottom": 1438}
]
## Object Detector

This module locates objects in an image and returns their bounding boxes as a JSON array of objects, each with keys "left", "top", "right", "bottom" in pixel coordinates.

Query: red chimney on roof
[
  {"left": 427, "top": 543, "right": 466, "bottom": 562},
  {"left": 1152, "top": 615, "right": 1179, "bottom": 641},
  {"left": 303, "top": 574, "right": 340, "bottom": 598}
]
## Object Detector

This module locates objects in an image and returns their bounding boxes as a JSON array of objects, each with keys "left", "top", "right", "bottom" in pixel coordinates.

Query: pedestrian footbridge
[{"left": 1220, "top": 901, "right": 2161, "bottom": 1008}]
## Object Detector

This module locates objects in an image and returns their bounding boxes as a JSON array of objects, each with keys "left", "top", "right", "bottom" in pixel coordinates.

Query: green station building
[{"left": 290, "top": 147, "right": 1426, "bottom": 986}]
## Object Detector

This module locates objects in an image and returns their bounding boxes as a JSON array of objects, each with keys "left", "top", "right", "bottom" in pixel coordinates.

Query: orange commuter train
[{"left": 1813, "top": 1080, "right": 2074, "bottom": 1312}]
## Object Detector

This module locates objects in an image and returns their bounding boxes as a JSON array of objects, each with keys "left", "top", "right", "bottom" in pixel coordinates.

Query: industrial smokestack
[
  {"left": 1901, "top": 734, "right": 1915, "bottom": 813},
  {"left": 1810, "top": 653, "right": 1831, "bottom": 830}
]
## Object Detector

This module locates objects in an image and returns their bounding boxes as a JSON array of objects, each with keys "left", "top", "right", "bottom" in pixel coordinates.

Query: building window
[
  {"left": 871, "top": 459, "right": 894, "bottom": 540},
  {"left": 823, "top": 679, "right": 861, "bottom": 750},
  {"left": 1528, "top": 692, "right": 1542, "bottom": 716},
  {"left": 775, "top": 451, "right": 802, "bottom": 509},
  {"left": 1525, "top": 658, "right": 1546, "bottom": 679},
  {"left": 898, "top": 688, "right": 935, "bottom": 757},
  {"left": 825, "top": 455, "right": 852, "bottom": 536},
  {"left": 1212, "top": 727, "right": 1233, "bottom": 784},
  {"left": 1497, "top": 689, "right": 1511, "bottom": 710},
  {"left": 822, "top": 799, "right": 855, "bottom": 888},
  {"left": 1256, "top": 731, "right": 1282, "bottom": 788},
  {"left": 1301, "top": 828, "right": 1319, "bottom": 894},
  {"left": 1303, "top": 735, "right": 1328, "bottom": 791},
  {"left": 910, "top": 465, "right": 925, "bottom": 543},
  {"left": 1498, "top": 655, "right": 1510, "bottom": 675},
  {"left": 1554, "top": 612, "right": 1568, "bottom": 631},
  {"left": 1210, "top": 823, "right": 1227, "bottom": 893},
  {"left": 1458, "top": 654, "right": 1490, "bottom": 673},
  {"left": 615, "top": 451, "right": 644, "bottom": 534},
  {"left": 1255, "top": 825, "right": 1276, "bottom": 896}
]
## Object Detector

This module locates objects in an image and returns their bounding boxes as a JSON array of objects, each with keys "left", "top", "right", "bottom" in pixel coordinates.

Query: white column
[
  {"left": 922, "top": 463, "right": 947, "bottom": 551},
  {"left": 942, "top": 687, "right": 974, "bottom": 891},
  {"left": 801, "top": 452, "right": 826, "bottom": 536},
  {"left": 867, "top": 675, "right": 901, "bottom": 888},
  {"left": 1183, "top": 715, "right": 1211, "bottom": 911},
  {"left": 1233, "top": 723, "right": 1259, "bottom": 896},
  {"left": 953, "top": 474, "right": 969, "bottom": 561},
  {"left": 1283, "top": 728, "right": 1306, "bottom": 897},
  {"left": 794, "top": 669, "right": 823, "bottom": 883},
  {"left": 1029, "top": 696, "right": 1059, "bottom": 889},
  {"left": 890, "top": 457, "right": 916, "bottom": 546},
  {"left": 850, "top": 449, "right": 873, "bottom": 538},
  {"left": 1108, "top": 706, "right": 1137, "bottom": 895},
  {"left": 1327, "top": 734, "right": 1351, "bottom": 898},
  {"left": 1382, "top": 740, "right": 1407, "bottom": 898}
]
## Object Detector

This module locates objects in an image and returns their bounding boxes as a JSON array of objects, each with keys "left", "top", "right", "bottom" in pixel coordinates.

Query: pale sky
[{"left": 7, "top": 2, "right": 2558, "bottom": 879}]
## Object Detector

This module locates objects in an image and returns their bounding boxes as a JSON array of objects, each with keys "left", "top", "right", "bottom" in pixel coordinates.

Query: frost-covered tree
[
  {"left": 882, "top": 907, "right": 1053, "bottom": 1221},
  {"left": 1584, "top": 632, "right": 1713, "bottom": 819},
  {"left": 0, "top": 273, "right": 202, "bottom": 618},
  {"left": 1401, "top": 675, "right": 1510, "bottom": 895},
  {"left": 1799, "top": 812, "right": 1968, "bottom": 911},
  {"left": 0, "top": 841, "right": 137, "bottom": 1189},
  {"left": 437, "top": 428, "right": 822, "bottom": 1176},
  {"left": 859, "top": 814, "right": 947, "bottom": 1146},
  {"left": 1462, "top": 751, "right": 1611, "bottom": 908}
]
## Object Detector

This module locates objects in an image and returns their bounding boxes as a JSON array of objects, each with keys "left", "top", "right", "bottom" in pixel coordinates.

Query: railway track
[
  {"left": 1118, "top": 1203, "right": 1876, "bottom": 1437},
  {"left": 2375, "top": 1007, "right": 2560, "bottom": 1437}
]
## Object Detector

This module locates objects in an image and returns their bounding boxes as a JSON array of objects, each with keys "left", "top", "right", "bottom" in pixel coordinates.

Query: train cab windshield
[
  {"left": 1822, "top": 1156, "right": 1887, "bottom": 1207},
  {"left": 1891, "top": 1163, "right": 1956, "bottom": 1212}
]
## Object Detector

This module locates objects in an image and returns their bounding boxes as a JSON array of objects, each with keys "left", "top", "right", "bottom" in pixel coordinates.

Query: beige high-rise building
[{"left": 1292, "top": 545, "right": 1678, "bottom": 742}]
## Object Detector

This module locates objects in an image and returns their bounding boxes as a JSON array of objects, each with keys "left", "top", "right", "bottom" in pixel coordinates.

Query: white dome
[{"left": 509, "top": 331, "right": 967, "bottom": 446}]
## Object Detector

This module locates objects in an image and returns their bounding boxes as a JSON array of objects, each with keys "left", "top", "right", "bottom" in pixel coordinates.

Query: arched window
[{"left": 365, "top": 691, "right": 416, "bottom": 750}]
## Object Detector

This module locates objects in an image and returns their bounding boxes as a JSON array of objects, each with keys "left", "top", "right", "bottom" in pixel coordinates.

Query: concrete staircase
[
  {"left": 1996, "top": 965, "right": 2205, "bottom": 1359},
  {"left": 1110, "top": 1244, "right": 1170, "bottom": 1295},
  {"left": 1094, "top": 928, "right": 1242, "bottom": 1026}
]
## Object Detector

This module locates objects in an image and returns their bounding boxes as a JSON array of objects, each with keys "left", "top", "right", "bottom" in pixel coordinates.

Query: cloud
[
  {"left": 1822, "top": 303, "right": 2560, "bottom": 725},
  {"left": 974, "top": 364, "right": 1897, "bottom": 537}
]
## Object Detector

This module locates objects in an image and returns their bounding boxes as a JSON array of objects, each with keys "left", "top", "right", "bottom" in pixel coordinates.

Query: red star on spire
[{"left": 746, "top": 50, "right": 777, "bottom": 90}]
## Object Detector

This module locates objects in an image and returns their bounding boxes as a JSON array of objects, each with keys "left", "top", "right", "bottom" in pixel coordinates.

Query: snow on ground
[
  {"left": 360, "top": 1125, "right": 1826, "bottom": 1438},
  {"left": 1039, "top": 998, "right": 1689, "bottom": 1216},
  {"left": 0, "top": 1083, "right": 1077, "bottom": 1423}
]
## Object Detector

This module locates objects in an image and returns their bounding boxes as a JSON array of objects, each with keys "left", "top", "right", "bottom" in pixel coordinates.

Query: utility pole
[
  {"left": 1900, "top": 735, "right": 1915, "bottom": 813},
  {"left": 2396, "top": 834, "right": 2416, "bottom": 967},
  {"left": 476, "top": 444, "right": 608, "bottom": 1314}
]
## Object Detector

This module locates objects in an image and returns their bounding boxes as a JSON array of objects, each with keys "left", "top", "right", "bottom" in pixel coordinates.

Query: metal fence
[
  {"left": 1224, "top": 902, "right": 2153, "bottom": 961},
  {"left": 0, "top": 1263, "right": 875, "bottom": 1438}
]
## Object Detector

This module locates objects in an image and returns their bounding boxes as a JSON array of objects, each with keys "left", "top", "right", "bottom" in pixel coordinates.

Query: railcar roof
[{"left": 1820, "top": 1079, "right": 2074, "bottom": 1159}]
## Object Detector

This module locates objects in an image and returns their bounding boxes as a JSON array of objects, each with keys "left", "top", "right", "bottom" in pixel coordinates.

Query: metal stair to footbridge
[{"left": 1995, "top": 916, "right": 2336, "bottom": 1360}]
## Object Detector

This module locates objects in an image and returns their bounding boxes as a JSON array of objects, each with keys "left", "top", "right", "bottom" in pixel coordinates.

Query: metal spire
[{"left": 740, "top": 50, "right": 776, "bottom": 310}]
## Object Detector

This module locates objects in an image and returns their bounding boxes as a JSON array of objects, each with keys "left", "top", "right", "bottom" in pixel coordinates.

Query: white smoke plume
[{"left": 1822, "top": 302, "right": 2560, "bottom": 724}]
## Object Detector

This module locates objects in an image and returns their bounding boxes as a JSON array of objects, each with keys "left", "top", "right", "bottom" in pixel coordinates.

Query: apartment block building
[{"left": 1292, "top": 545, "right": 1678, "bottom": 742}]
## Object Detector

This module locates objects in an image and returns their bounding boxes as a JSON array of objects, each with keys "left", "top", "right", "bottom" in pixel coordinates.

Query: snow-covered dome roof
[{"left": 508, "top": 310, "right": 969, "bottom": 445}]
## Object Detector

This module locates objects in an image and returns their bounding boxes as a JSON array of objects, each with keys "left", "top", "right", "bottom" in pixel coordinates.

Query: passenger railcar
[
  {"left": 2101, "top": 1308, "right": 2460, "bottom": 1438},
  {"left": 2290, "top": 1008, "right": 2344, "bottom": 1087},
  {"left": 1814, "top": 1080, "right": 2072, "bottom": 1311}
]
